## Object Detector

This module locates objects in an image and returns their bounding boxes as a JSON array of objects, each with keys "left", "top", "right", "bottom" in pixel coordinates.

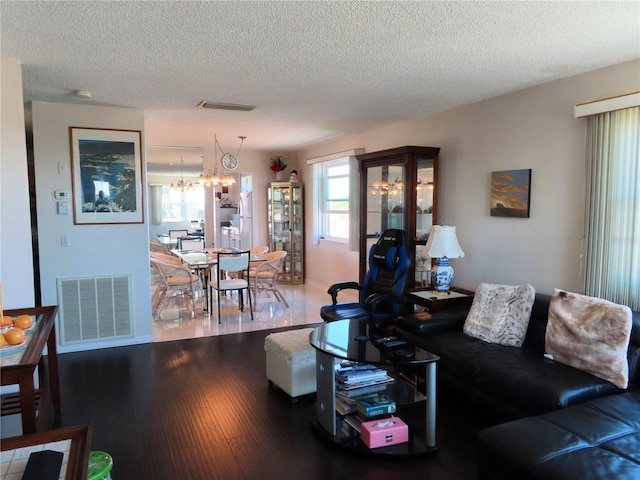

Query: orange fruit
[
  {"left": 13, "top": 315, "right": 34, "bottom": 330},
  {"left": 4, "top": 328, "right": 25, "bottom": 345},
  {"left": 0, "top": 334, "right": 6, "bottom": 348},
  {"left": 0, "top": 316, "right": 13, "bottom": 328}
]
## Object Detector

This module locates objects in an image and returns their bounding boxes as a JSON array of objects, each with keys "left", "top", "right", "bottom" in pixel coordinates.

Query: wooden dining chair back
[
  {"left": 211, "top": 250, "right": 253, "bottom": 323},
  {"left": 249, "top": 250, "right": 288, "bottom": 310}
]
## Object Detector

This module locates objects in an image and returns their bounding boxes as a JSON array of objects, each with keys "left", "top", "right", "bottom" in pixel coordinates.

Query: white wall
[
  {"left": 0, "top": 58, "right": 34, "bottom": 308},
  {"left": 300, "top": 59, "right": 640, "bottom": 296},
  {"left": 30, "top": 101, "right": 152, "bottom": 351}
]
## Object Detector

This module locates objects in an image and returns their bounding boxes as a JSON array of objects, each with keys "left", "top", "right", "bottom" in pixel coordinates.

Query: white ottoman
[{"left": 265, "top": 328, "right": 317, "bottom": 400}]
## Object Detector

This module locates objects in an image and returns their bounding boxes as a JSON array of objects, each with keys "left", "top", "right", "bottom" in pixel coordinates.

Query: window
[
  {"left": 309, "top": 148, "right": 362, "bottom": 249},
  {"left": 319, "top": 159, "right": 350, "bottom": 242},
  {"left": 584, "top": 106, "right": 639, "bottom": 310},
  {"left": 161, "top": 185, "right": 205, "bottom": 222}
]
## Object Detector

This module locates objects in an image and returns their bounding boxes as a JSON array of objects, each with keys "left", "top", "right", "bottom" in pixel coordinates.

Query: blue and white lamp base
[{"left": 431, "top": 257, "right": 454, "bottom": 295}]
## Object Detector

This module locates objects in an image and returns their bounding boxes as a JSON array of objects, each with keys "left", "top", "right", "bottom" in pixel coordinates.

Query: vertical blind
[{"left": 584, "top": 106, "right": 639, "bottom": 310}]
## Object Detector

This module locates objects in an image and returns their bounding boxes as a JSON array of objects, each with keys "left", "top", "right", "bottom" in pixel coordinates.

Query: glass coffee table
[{"left": 309, "top": 319, "right": 440, "bottom": 456}]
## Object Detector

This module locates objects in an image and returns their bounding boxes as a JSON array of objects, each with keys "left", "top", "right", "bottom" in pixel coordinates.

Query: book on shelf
[
  {"left": 343, "top": 414, "right": 363, "bottom": 433},
  {"left": 336, "top": 367, "right": 390, "bottom": 384},
  {"left": 357, "top": 394, "right": 397, "bottom": 418},
  {"left": 336, "top": 375, "right": 394, "bottom": 391},
  {"left": 336, "top": 397, "right": 357, "bottom": 416},
  {"left": 336, "top": 383, "right": 389, "bottom": 399}
]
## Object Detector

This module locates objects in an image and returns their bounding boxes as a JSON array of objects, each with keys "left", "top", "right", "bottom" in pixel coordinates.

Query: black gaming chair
[{"left": 320, "top": 229, "right": 412, "bottom": 330}]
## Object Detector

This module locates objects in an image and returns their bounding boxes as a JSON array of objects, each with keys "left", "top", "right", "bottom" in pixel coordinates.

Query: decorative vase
[
  {"left": 275, "top": 171, "right": 284, "bottom": 181},
  {"left": 431, "top": 257, "right": 454, "bottom": 294}
]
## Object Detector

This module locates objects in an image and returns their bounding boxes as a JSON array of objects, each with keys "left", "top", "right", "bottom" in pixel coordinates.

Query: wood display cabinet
[
  {"left": 268, "top": 182, "right": 304, "bottom": 284},
  {"left": 357, "top": 146, "right": 440, "bottom": 289}
]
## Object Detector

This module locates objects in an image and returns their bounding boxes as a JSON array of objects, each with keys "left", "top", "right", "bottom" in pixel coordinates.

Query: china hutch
[
  {"left": 357, "top": 146, "right": 440, "bottom": 288},
  {"left": 267, "top": 182, "right": 304, "bottom": 284}
]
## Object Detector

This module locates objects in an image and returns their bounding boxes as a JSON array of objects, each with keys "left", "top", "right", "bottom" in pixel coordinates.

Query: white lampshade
[{"left": 425, "top": 225, "right": 465, "bottom": 259}]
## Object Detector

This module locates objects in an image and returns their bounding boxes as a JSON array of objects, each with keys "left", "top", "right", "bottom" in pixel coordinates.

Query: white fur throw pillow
[
  {"left": 545, "top": 289, "right": 632, "bottom": 389},
  {"left": 463, "top": 283, "right": 536, "bottom": 347}
]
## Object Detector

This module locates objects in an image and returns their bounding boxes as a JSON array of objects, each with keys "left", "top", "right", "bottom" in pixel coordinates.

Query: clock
[{"left": 221, "top": 153, "right": 239, "bottom": 171}]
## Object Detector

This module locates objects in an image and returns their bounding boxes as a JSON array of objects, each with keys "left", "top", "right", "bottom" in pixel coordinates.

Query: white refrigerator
[{"left": 238, "top": 191, "right": 253, "bottom": 249}]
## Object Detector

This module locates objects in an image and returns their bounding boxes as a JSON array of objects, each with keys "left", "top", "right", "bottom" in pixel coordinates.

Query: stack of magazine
[{"left": 335, "top": 363, "right": 395, "bottom": 431}]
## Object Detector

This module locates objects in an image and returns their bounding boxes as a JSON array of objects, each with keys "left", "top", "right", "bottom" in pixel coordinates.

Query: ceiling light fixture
[
  {"left": 197, "top": 100, "right": 256, "bottom": 111},
  {"left": 170, "top": 157, "right": 194, "bottom": 192},
  {"left": 198, "top": 134, "right": 244, "bottom": 188}
]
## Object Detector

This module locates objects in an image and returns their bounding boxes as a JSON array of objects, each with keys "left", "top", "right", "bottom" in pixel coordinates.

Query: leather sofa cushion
[
  {"left": 411, "top": 331, "right": 619, "bottom": 414},
  {"left": 478, "top": 391, "right": 640, "bottom": 480}
]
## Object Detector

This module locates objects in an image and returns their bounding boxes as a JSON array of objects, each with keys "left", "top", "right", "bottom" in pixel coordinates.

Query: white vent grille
[{"left": 57, "top": 274, "right": 133, "bottom": 345}]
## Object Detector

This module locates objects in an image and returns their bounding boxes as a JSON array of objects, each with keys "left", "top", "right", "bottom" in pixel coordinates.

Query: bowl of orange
[{"left": 12, "top": 314, "right": 34, "bottom": 331}]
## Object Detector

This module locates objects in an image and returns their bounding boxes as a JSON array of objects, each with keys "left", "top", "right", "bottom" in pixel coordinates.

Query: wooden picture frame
[
  {"left": 490, "top": 169, "right": 532, "bottom": 218},
  {"left": 69, "top": 127, "right": 144, "bottom": 224}
]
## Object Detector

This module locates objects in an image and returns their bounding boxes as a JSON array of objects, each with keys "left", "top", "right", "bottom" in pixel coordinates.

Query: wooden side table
[
  {"left": 1, "top": 305, "right": 61, "bottom": 434},
  {"left": 407, "top": 287, "right": 474, "bottom": 312},
  {"left": 1, "top": 425, "right": 92, "bottom": 480}
]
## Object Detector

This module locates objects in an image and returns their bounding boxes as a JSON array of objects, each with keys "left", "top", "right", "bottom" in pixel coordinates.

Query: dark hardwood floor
[{"left": 56, "top": 324, "right": 483, "bottom": 479}]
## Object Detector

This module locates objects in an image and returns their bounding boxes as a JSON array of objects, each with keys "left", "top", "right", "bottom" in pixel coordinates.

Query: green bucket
[{"left": 88, "top": 451, "right": 113, "bottom": 480}]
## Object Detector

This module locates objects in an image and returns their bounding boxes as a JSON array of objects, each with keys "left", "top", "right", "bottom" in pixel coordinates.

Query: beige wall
[
  {"left": 0, "top": 58, "right": 34, "bottom": 308},
  {"left": 30, "top": 101, "right": 152, "bottom": 351},
  {"left": 299, "top": 59, "right": 640, "bottom": 296}
]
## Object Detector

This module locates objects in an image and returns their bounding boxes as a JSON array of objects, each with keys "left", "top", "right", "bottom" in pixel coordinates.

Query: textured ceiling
[{"left": 2, "top": 1, "right": 639, "bottom": 159}]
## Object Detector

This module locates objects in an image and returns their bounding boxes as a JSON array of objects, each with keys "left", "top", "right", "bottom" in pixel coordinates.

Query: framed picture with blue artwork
[
  {"left": 490, "top": 169, "right": 531, "bottom": 218},
  {"left": 69, "top": 127, "right": 144, "bottom": 224}
]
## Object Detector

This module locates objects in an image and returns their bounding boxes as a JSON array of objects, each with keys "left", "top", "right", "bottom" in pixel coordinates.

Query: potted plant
[{"left": 270, "top": 156, "right": 287, "bottom": 180}]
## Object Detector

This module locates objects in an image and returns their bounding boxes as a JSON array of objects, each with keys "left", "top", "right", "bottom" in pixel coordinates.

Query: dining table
[{"left": 171, "top": 249, "right": 268, "bottom": 314}]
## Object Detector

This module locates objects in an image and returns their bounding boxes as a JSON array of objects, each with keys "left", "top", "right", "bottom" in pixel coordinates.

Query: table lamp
[{"left": 425, "top": 225, "right": 465, "bottom": 295}]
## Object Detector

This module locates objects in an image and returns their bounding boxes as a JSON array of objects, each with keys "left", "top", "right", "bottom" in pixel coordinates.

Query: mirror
[{"left": 146, "top": 145, "right": 206, "bottom": 238}]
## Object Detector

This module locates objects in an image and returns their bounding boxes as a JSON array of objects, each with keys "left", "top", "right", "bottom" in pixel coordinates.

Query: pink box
[{"left": 360, "top": 417, "right": 409, "bottom": 448}]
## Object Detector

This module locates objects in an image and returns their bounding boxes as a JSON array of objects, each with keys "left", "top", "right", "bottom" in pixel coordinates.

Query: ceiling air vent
[{"left": 197, "top": 100, "right": 256, "bottom": 111}]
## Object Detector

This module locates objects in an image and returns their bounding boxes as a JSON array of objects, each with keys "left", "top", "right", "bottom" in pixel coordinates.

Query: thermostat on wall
[{"left": 54, "top": 190, "right": 71, "bottom": 200}]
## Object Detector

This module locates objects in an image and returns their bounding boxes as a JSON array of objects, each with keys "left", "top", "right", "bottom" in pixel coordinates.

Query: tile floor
[{"left": 152, "top": 280, "right": 331, "bottom": 342}]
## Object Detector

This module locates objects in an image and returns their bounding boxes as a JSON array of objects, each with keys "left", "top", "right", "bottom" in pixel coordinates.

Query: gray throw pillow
[{"left": 463, "top": 283, "right": 536, "bottom": 347}]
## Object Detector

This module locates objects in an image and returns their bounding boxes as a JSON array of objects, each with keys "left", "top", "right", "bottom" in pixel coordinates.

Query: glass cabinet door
[
  {"left": 365, "top": 163, "right": 406, "bottom": 257},
  {"left": 358, "top": 147, "right": 439, "bottom": 288},
  {"left": 268, "top": 182, "right": 304, "bottom": 284}
]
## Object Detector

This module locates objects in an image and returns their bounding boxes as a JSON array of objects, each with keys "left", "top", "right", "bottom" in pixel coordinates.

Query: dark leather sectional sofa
[{"left": 394, "top": 292, "right": 640, "bottom": 479}]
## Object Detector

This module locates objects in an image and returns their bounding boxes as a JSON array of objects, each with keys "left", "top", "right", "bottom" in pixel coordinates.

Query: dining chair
[
  {"left": 247, "top": 245, "right": 270, "bottom": 275},
  {"left": 150, "top": 252, "right": 202, "bottom": 319},
  {"left": 150, "top": 239, "right": 170, "bottom": 254},
  {"left": 178, "top": 236, "right": 205, "bottom": 252},
  {"left": 249, "top": 250, "right": 288, "bottom": 311},
  {"left": 211, "top": 250, "right": 253, "bottom": 323},
  {"left": 169, "top": 229, "right": 189, "bottom": 240},
  {"left": 249, "top": 245, "right": 270, "bottom": 256}
]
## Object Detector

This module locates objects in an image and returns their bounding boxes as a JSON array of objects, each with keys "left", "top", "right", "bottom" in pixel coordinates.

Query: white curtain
[{"left": 584, "top": 106, "right": 639, "bottom": 310}]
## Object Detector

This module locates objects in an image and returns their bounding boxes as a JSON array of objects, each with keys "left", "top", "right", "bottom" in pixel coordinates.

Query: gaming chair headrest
[{"left": 371, "top": 229, "right": 406, "bottom": 269}]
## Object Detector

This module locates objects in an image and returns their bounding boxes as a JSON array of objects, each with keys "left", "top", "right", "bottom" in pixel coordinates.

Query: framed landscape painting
[
  {"left": 69, "top": 127, "right": 144, "bottom": 224},
  {"left": 490, "top": 169, "right": 531, "bottom": 218}
]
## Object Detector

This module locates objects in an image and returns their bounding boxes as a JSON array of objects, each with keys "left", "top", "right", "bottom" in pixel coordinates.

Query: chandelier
[
  {"left": 197, "top": 134, "right": 245, "bottom": 187},
  {"left": 370, "top": 177, "right": 404, "bottom": 196},
  {"left": 170, "top": 157, "right": 194, "bottom": 191}
]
